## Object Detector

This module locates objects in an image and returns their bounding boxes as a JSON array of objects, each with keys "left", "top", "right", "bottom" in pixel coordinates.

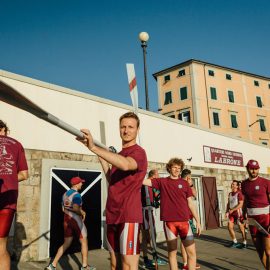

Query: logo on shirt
[
  {"left": 178, "top": 184, "right": 183, "bottom": 189},
  {"left": 255, "top": 186, "right": 260, "bottom": 190},
  {"left": 129, "top": 241, "right": 133, "bottom": 249}
]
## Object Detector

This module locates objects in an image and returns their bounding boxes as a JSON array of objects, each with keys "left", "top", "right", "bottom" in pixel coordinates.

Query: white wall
[{"left": 1, "top": 70, "right": 270, "bottom": 174}]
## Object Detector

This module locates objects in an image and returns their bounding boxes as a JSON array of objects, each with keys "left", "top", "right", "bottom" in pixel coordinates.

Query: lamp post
[
  {"left": 139, "top": 32, "right": 150, "bottom": 111},
  {"left": 249, "top": 119, "right": 260, "bottom": 127}
]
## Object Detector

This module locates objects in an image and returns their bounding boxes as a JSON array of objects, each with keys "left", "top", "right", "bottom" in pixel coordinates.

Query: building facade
[{"left": 153, "top": 59, "right": 270, "bottom": 146}]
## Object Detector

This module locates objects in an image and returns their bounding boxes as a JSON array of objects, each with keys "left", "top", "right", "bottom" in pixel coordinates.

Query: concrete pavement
[{"left": 14, "top": 227, "right": 264, "bottom": 270}]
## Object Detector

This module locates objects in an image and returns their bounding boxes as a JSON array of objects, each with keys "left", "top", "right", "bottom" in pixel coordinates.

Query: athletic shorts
[
  {"left": 163, "top": 221, "right": 193, "bottom": 241},
  {"left": 0, "top": 209, "right": 15, "bottom": 238},
  {"left": 228, "top": 212, "right": 244, "bottom": 224},
  {"left": 63, "top": 213, "right": 87, "bottom": 239},
  {"left": 142, "top": 208, "right": 155, "bottom": 230},
  {"left": 106, "top": 223, "right": 140, "bottom": 255},
  {"left": 248, "top": 214, "right": 270, "bottom": 238}
]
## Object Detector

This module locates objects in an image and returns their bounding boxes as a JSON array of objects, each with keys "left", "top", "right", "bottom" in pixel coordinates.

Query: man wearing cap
[
  {"left": 46, "top": 177, "right": 95, "bottom": 270},
  {"left": 77, "top": 112, "right": 147, "bottom": 270},
  {"left": 241, "top": 159, "right": 270, "bottom": 269}
]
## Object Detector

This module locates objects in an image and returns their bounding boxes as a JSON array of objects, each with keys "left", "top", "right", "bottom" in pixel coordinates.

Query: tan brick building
[{"left": 153, "top": 59, "right": 270, "bottom": 146}]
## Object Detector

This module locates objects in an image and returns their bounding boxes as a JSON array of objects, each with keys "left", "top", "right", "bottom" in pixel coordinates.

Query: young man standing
[
  {"left": 78, "top": 112, "right": 147, "bottom": 270},
  {"left": 0, "top": 120, "right": 28, "bottom": 270},
  {"left": 180, "top": 169, "right": 200, "bottom": 270},
  {"left": 46, "top": 177, "right": 95, "bottom": 270},
  {"left": 143, "top": 158, "right": 201, "bottom": 270},
  {"left": 225, "top": 180, "right": 247, "bottom": 249},
  {"left": 141, "top": 169, "right": 167, "bottom": 268},
  {"left": 241, "top": 159, "right": 270, "bottom": 270}
]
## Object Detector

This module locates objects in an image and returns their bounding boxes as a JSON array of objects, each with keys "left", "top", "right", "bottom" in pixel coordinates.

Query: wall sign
[{"left": 203, "top": 146, "right": 243, "bottom": 167}]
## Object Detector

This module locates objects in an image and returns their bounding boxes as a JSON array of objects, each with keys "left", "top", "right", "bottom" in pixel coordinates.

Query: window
[
  {"left": 226, "top": 74, "right": 232, "bottom": 80},
  {"left": 268, "top": 83, "right": 270, "bottom": 89},
  {"left": 178, "top": 111, "right": 191, "bottom": 123},
  {"left": 228, "top": 90, "right": 234, "bottom": 103},
  {"left": 210, "top": 87, "right": 217, "bottom": 100},
  {"left": 180, "top": 87, "right": 187, "bottom": 100},
  {"left": 208, "top": 70, "right": 214, "bottom": 76},
  {"left": 256, "top": 96, "right": 263, "bottom": 108},
  {"left": 259, "top": 119, "right": 266, "bottom": 131},
  {"left": 213, "top": 112, "right": 220, "bottom": 126},
  {"left": 231, "top": 115, "right": 238, "bottom": 128},
  {"left": 169, "top": 115, "right": 175, "bottom": 119},
  {"left": 164, "top": 91, "right": 172, "bottom": 105},
  {"left": 262, "top": 141, "right": 268, "bottom": 146},
  {"left": 164, "top": 75, "right": 170, "bottom": 83},
  {"left": 178, "top": 69, "right": 186, "bottom": 77},
  {"left": 254, "top": 80, "right": 259, "bottom": 86}
]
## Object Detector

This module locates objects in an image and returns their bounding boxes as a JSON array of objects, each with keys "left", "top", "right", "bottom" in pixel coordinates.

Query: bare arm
[
  {"left": 18, "top": 170, "right": 28, "bottom": 182},
  {"left": 187, "top": 197, "right": 201, "bottom": 236},
  {"left": 72, "top": 204, "right": 86, "bottom": 220},
  {"left": 98, "top": 156, "right": 111, "bottom": 182},
  {"left": 229, "top": 200, "right": 244, "bottom": 214},
  {"left": 143, "top": 178, "right": 152, "bottom": 187},
  {"left": 77, "top": 129, "right": 138, "bottom": 171}
]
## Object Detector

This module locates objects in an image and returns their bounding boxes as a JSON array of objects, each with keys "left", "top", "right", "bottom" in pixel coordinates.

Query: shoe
[
  {"left": 229, "top": 242, "right": 239, "bottom": 248},
  {"left": 46, "top": 264, "right": 56, "bottom": 270},
  {"left": 144, "top": 259, "right": 155, "bottom": 269},
  {"left": 240, "top": 243, "right": 247, "bottom": 249},
  {"left": 80, "top": 266, "right": 96, "bottom": 270},
  {"left": 156, "top": 257, "right": 167, "bottom": 265},
  {"left": 182, "top": 264, "right": 200, "bottom": 270}
]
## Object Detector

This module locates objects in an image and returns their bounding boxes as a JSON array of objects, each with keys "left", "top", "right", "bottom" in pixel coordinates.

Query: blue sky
[{"left": 1, "top": 0, "right": 270, "bottom": 111}]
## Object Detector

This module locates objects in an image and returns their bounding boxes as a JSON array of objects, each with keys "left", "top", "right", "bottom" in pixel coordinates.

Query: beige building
[{"left": 153, "top": 59, "right": 270, "bottom": 146}]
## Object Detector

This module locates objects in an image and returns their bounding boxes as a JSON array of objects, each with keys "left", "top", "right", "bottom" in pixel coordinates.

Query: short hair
[
  {"left": 181, "top": 169, "right": 191, "bottom": 179},
  {"left": 119, "top": 112, "right": 140, "bottom": 128},
  {"left": 232, "top": 180, "right": 240, "bottom": 187},
  {"left": 0, "top": 120, "right": 9, "bottom": 134},
  {"left": 166, "top": 158, "right": 185, "bottom": 173},
  {"left": 148, "top": 169, "right": 157, "bottom": 178}
]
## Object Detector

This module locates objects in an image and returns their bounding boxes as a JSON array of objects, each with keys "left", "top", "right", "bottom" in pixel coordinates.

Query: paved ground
[{"left": 13, "top": 227, "right": 264, "bottom": 270}]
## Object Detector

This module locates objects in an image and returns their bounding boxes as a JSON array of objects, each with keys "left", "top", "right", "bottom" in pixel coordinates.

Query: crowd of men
[{"left": 1, "top": 112, "right": 270, "bottom": 270}]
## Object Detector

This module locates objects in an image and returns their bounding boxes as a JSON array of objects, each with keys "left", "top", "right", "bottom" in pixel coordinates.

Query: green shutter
[
  {"left": 228, "top": 91, "right": 234, "bottom": 103},
  {"left": 180, "top": 87, "right": 187, "bottom": 100},
  {"left": 213, "top": 112, "right": 220, "bottom": 126},
  {"left": 210, "top": 87, "right": 217, "bottom": 100},
  {"left": 164, "top": 91, "right": 172, "bottom": 105},
  {"left": 260, "top": 119, "right": 266, "bottom": 131},
  {"left": 231, "top": 115, "right": 238, "bottom": 128}
]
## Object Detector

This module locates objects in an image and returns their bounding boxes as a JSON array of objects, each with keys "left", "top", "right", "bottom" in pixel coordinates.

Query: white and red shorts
[
  {"left": 63, "top": 212, "right": 87, "bottom": 239},
  {"left": 142, "top": 208, "right": 155, "bottom": 230},
  {"left": 248, "top": 214, "right": 270, "bottom": 238},
  {"left": 0, "top": 208, "right": 15, "bottom": 238},
  {"left": 164, "top": 221, "right": 193, "bottom": 241},
  {"left": 228, "top": 211, "right": 244, "bottom": 224},
  {"left": 106, "top": 223, "right": 140, "bottom": 255}
]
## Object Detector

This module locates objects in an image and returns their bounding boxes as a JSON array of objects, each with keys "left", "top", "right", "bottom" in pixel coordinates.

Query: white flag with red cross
[{"left": 126, "top": 63, "right": 139, "bottom": 114}]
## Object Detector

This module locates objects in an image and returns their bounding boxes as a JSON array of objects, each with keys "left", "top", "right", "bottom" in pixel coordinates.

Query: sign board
[{"left": 203, "top": 146, "right": 243, "bottom": 167}]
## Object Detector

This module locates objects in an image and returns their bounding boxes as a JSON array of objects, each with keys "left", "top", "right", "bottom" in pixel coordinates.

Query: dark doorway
[
  {"left": 202, "top": 177, "right": 219, "bottom": 229},
  {"left": 49, "top": 168, "right": 102, "bottom": 257}
]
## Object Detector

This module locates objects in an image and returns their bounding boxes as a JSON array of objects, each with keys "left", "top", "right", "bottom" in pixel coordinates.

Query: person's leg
[
  {"left": 262, "top": 236, "right": 270, "bottom": 269},
  {"left": 109, "top": 251, "right": 121, "bottom": 270},
  {"left": 80, "top": 237, "right": 88, "bottom": 267},
  {"left": 51, "top": 237, "right": 73, "bottom": 267},
  {"left": 0, "top": 237, "right": 9, "bottom": 270},
  {"left": 167, "top": 239, "right": 178, "bottom": 270},
  {"left": 122, "top": 254, "right": 140, "bottom": 270},
  {"left": 180, "top": 241, "right": 188, "bottom": 267},
  {"left": 238, "top": 222, "right": 247, "bottom": 247},
  {"left": 228, "top": 221, "right": 236, "bottom": 242},
  {"left": 182, "top": 239, "right": 196, "bottom": 270}
]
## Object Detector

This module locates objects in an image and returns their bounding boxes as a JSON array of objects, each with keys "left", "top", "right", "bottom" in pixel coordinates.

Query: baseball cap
[
  {"left": 70, "top": 176, "right": 85, "bottom": 185},
  {"left": 246, "top": 159, "right": 260, "bottom": 169}
]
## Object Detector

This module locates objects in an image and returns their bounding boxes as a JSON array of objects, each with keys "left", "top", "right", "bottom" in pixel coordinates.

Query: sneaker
[
  {"left": 156, "top": 257, "right": 167, "bottom": 265},
  {"left": 240, "top": 243, "right": 247, "bottom": 249},
  {"left": 46, "top": 264, "right": 56, "bottom": 270},
  {"left": 182, "top": 264, "right": 200, "bottom": 270},
  {"left": 144, "top": 259, "right": 155, "bottom": 269},
  {"left": 80, "top": 266, "right": 96, "bottom": 270},
  {"left": 229, "top": 242, "right": 239, "bottom": 248}
]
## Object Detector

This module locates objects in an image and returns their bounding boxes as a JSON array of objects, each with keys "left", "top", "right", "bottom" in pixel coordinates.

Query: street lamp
[{"left": 139, "top": 31, "right": 150, "bottom": 111}]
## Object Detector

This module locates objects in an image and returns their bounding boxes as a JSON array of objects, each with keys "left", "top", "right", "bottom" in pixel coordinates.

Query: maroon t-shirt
[
  {"left": 106, "top": 144, "right": 147, "bottom": 224},
  {"left": 241, "top": 177, "right": 270, "bottom": 208},
  {"left": 0, "top": 135, "right": 28, "bottom": 210},
  {"left": 151, "top": 177, "right": 193, "bottom": 222}
]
